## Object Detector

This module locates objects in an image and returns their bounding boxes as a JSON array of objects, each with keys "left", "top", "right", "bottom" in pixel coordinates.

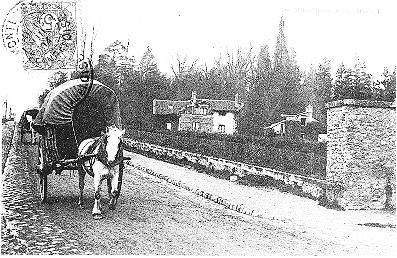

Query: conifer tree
[
  {"left": 270, "top": 17, "right": 303, "bottom": 123},
  {"left": 314, "top": 59, "right": 332, "bottom": 123},
  {"left": 382, "top": 67, "right": 396, "bottom": 101},
  {"left": 332, "top": 63, "right": 348, "bottom": 100},
  {"left": 240, "top": 44, "right": 272, "bottom": 135},
  {"left": 137, "top": 46, "right": 169, "bottom": 129},
  {"left": 332, "top": 59, "right": 373, "bottom": 101},
  {"left": 139, "top": 47, "right": 159, "bottom": 80}
]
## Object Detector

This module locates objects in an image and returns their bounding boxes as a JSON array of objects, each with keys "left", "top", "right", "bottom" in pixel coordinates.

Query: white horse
[
  {"left": 78, "top": 125, "right": 125, "bottom": 220},
  {"left": 29, "top": 121, "right": 39, "bottom": 144},
  {"left": 24, "top": 115, "right": 38, "bottom": 144}
]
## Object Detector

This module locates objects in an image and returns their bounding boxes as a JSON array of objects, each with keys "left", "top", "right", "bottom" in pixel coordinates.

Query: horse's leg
[
  {"left": 30, "top": 128, "right": 34, "bottom": 144},
  {"left": 92, "top": 172, "right": 103, "bottom": 219},
  {"left": 107, "top": 178, "right": 112, "bottom": 199},
  {"left": 31, "top": 122, "right": 36, "bottom": 144},
  {"left": 32, "top": 130, "right": 36, "bottom": 144},
  {"left": 108, "top": 165, "right": 120, "bottom": 210},
  {"left": 78, "top": 167, "right": 86, "bottom": 208}
]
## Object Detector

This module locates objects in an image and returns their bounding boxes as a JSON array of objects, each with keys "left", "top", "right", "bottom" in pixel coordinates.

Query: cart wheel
[
  {"left": 40, "top": 173, "right": 48, "bottom": 203},
  {"left": 37, "top": 135, "right": 49, "bottom": 203}
]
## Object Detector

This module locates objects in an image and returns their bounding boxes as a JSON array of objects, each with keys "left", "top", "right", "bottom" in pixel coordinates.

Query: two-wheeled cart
[{"left": 32, "top": 78, "right": 125, "bottom": 203}]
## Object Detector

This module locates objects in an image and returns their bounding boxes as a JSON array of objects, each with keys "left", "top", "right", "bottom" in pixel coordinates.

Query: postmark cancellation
[{"left": 2, "top": 0, "right": 78, "bottom": 70}]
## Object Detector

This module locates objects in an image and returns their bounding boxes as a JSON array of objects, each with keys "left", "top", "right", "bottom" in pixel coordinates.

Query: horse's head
[
  {"left": 26, "top": 115, "right": 33, "bottom": 123},
  {"left": 105, "top": 125, "right": 125, "bottom": 164}
]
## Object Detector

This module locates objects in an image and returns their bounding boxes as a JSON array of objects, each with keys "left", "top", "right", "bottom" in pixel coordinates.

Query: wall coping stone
[{"left": 325, "top": 99, "right": 396, "bottom": 109}]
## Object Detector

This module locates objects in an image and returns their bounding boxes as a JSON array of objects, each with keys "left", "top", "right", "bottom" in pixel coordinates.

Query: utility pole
[{"left": 3, "top": 99, "right": 8, "bottom": 120}]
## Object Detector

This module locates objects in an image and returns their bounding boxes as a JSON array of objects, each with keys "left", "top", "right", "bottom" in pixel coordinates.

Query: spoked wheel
[
  {"left": 39, "top": 173, "right": 48, "bottom": 203},
  {"left": 37, "top": 136, "right": 49, "bottom": 203}
]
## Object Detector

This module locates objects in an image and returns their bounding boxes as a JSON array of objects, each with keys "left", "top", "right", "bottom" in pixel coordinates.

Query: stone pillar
[{"left": 326, "top": 99, "right": 396, "bottom": 210}]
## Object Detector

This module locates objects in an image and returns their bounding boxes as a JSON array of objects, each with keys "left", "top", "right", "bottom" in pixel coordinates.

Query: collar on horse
[{"left": 87, "top": 134, "right": 124, "bottom": 169}]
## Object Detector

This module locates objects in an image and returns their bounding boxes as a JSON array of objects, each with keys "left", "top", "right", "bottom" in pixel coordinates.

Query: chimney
[{"left": 191, "top": 91, "right": 197, "bottom": 104}]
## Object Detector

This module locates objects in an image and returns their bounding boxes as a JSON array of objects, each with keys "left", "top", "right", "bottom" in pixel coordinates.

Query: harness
[{"left": 81, "top": 134, "right": 124, "bottom": 177}]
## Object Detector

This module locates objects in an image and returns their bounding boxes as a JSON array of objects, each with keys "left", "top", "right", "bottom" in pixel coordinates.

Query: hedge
[{"left": 125, "top": 127, "right": 327, "bottom": 179}]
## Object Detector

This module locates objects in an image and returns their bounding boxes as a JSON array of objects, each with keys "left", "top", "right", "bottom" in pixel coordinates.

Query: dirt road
[{"left": 1, "top": 131, "right": 394, "bottom": 255}]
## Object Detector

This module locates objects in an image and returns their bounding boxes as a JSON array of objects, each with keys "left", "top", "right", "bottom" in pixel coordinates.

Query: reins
[{"left": 81, "top": 133, "right": 124, "bottom": 176}]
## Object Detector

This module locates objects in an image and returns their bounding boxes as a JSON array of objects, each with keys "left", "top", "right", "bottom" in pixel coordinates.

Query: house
[
  {"left": 264, "top": 105, "right": 326, "bottom": 141},
  {"left": 153, "top": 91, "right": 242, "bottom": 134}
]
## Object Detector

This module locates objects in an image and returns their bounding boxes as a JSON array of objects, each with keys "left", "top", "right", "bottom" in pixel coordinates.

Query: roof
[
  {"left": 326, "top": 99, "right": 396, "bottom": 109},
  {"left": 205, "top": 99, "right": 239, "bottom": 111},
  {"left": 153, "top": 98, "right": 240, "bottom": 115},
  {"left": 153, "top": 100, "right": 190, "bottom": 115},
  {"left": 264, "top": 120, "right": 287, "bottom": 129},
  {"left": 280, "top": 112, "right": 310, "bottom": 118},
  {"left": 33, "top": 79, "right": 121, "bottom": 130},
  {"left": 23, "top": 107, "right": 39, "bottom": 117},
  {"left": 18, "top": 108, "right": 39, "bottom": 126}
]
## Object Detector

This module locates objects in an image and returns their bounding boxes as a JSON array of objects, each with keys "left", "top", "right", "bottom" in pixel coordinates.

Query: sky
[{"left": 1, "top": 0, "right": 396, "bottom": 117}]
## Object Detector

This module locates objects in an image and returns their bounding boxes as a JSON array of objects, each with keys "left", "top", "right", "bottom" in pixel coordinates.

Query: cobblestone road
[
  {"left": 2, "top": 121, "right": 15, "bottom": 173},
  {"left": 1, "top": 130, "right": 92, "bottom": 255}
]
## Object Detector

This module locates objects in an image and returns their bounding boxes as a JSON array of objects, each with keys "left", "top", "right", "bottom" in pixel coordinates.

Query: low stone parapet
[{"left": 124, "top": 138, "right": 332, "bottom": 203}]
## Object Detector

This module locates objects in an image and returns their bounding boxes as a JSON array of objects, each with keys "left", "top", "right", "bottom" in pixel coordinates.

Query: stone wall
[{"left": 326, "top": 99, "right": 396, "bottom": 210}]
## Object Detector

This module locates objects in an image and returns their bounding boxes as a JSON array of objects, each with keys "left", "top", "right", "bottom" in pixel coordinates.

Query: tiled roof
[
  {"left": 153, "top": 100, "right": 190, "bottom": 115},
  {"left": 205, "top": 99, "right": 238, "bottom": 111},
  {"left": 153, "top": 98, "right": 240, "bottom": 115}
]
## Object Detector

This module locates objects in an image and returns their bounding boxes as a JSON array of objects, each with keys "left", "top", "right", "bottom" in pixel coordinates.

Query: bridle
[
  {"left": 81, "top": 133, "right": 123, "bottom": 176},
  {"left": 96, "top": 135, "right": 124, "bottom": 168}
]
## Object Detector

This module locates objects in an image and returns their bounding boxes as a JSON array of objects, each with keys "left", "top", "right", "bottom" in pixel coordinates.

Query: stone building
[
  {"left": 264, "top": 105, "right": 326, "bottom": 141},
  {"left": 153, "top": 92, "right": 242, "bottom": 134},
  {"left": 326, "top": 99, "right": 396, "bottom": 210}
]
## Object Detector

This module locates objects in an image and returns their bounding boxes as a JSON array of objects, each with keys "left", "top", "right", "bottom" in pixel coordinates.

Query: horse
[
  {"left": 77, "top": 125, "right": 125, "bottom": 220},
  {"left": 21, "top": 114, "right": 38, "bottom": 144},
  {"left": 29, "top": 120, "right": 39, "bottom": 144}
]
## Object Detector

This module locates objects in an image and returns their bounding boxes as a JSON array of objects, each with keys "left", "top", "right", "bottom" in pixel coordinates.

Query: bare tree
[
  {"left": 170, "top": 55, "right": 200, "bottom": 99},
  {"left": 214, "top": 46, "right": 257, "bottom": 101}
]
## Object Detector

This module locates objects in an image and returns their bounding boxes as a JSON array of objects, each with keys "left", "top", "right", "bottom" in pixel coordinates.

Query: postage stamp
[{"left": 20, "top": 1, "right": 77, "bottom": 70}]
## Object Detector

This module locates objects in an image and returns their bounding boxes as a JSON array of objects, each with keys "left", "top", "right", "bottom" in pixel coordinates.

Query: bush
[{"left": 125, "top": 128, "right": 327, "bottom": 179}]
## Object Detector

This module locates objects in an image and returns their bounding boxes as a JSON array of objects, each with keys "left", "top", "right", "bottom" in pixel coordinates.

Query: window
[
  {"left": 218, "top": 124, "right": 225, "bottom": 133},
  {"left": 281, "top": 123, "right": 285, "bottom": 136},
  {"left": 166, "top": 123, "right": 172, "bottom": 130},
  {"left": 301, "top": 133, "right": 305, "bottom": 139},
  {"left": 193, "top": 122, "right": 200, "bottom": 131},
  {"left": 219, "top": 111, "right": 227, "bottom": 116},
  {"left": 201, "top": 107, "right": 208, "bottom": 115}
]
